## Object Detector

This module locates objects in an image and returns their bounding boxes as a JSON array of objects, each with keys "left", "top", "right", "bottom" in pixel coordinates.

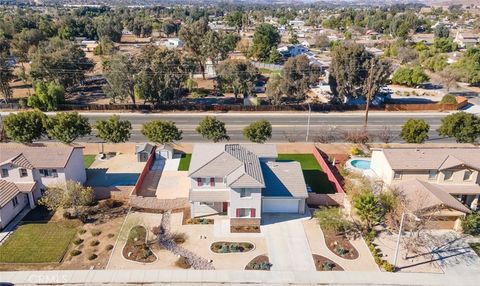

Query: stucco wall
[
  {"left": 64, "top": 148, "right": 87, "bottom": 184},
  {"left": 229, "top": 188, "right": 262, "bottom": 218},
  {"left": 0, "top": 193, "right": 28, "bottom": 229}
]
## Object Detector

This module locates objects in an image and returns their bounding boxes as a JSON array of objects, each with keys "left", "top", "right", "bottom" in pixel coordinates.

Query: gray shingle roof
[
  {"left": 261, "top": 161, "right": 308, "bottom": 198},
  {"left": 380, "top": 148, "right": 480, "bottom": 171},
  {"left": 188, "top": 143, "right": 277, "bottom": 188}
]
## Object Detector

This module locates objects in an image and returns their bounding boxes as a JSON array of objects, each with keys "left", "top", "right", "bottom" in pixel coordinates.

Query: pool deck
[{"left": 345, "top": 157, "right": 377, "bottom": 178}]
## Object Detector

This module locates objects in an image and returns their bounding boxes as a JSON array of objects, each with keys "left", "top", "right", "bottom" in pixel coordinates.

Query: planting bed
[
  {"left": 210, "top": 241, "right": 254, "bottom": 253},
  {"left": 122, "top": 226, "right": 156, "bottom": 263},
  {"left": 245, "top": 255, "right": 272, "bottom": 270},
  {"left": 324, "top": 231, "right": 359, "bottom": 260},
  {"left": 313, "top": 254, "right": 344, "bottom": 271}
]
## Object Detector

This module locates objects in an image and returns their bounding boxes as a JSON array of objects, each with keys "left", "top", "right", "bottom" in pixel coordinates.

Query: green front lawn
[
  {"left": 178, "top": 153, "right": 192, "bottom": 171},
  {"left": 277, "top": 154, "right": 335, "bottom": 194},
  {"left": 0, "top": 222, "right": 77, "bottom": 263},
  {"left": 470, "top": 243, "right": 480, "bottom": 257},
  {"left": 84, "top": 154, "right": 96, "bottom": 168}
]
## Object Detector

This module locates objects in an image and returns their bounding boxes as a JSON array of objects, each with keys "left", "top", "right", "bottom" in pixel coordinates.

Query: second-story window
[
  {"left": 240, "top": 189, "right": 251, "bottom": 198},
  {"left": 12, "top": 196, "right": 18, "bottom": 207},
  {"left": 428, "top": 170, "right": 438, "bottom": 180},
  {"left": 393, "top": 171, "right": 402, "bottom": 180},
  {"left": 463, "top": 170, "right": 473, "bottom": 181},
  {"left": 19, "top": 168, "right": 28, "bottom": 178},
  {"left": 444, "top": 170, "right": 454, "bottom": 181},
  {"left": 39, "top": 169, "right": 58, "bottom": 178},
  {"left": 1, "top": 168, "right": 8, "bottom": 178}
]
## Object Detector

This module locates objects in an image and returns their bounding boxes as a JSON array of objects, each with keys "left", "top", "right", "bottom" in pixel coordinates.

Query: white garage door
[{"left": 262, "top": 199, "right": 299, "bottom": 213}]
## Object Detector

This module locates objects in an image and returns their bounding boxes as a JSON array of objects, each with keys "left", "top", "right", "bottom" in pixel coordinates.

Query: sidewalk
[{"left": 1, "top": 269, "right": 479, "bottom": 285}]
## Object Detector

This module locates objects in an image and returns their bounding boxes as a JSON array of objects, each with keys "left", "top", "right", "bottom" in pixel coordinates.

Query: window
[
  {"left": 428, "top": 170, "right": 438, "bottom": 180},
  {"left": 240, "top": 189, "right": 251, "bottom": 198},
  {"left": 237, "top": 208, "right": 250, "bottom": 218},
  {"left": 12, "top": 197, "right": 18, "bottom": 207},
  {"left": 393, "top": 172, "right": 402, "bottom": 180},
  {"left": 444, "top": 171, "right": 454, "bottom": 181},
  {"left": 39, "top": 169, "right": 58, "bottom": 177},
  {"left": 19, "top": 168, "right": 28, "bottom": 177},
  {"left": 463, "top": 170, "right": 473, "bottom": 181},
  {"left": 1, "top": 168, "right": 8, "bottom": 178},
  {"left": 199, "top": 202, "right": 214, "bottom": 207}
]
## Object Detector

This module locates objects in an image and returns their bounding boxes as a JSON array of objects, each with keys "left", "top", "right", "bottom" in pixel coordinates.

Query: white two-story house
[
  {"left": 371, "top": 147, "right": 480, "bottom": 229},
  {"left": 0, "top": 145, "right": 86, "bottom": 229},
  {"left": 188, "top": 144, "right": 308, "bottom": 228}
]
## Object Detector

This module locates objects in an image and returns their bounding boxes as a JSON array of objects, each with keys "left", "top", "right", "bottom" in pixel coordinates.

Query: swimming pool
[{"left": 350, "top": 159, "right": 371, "bottom": 170}]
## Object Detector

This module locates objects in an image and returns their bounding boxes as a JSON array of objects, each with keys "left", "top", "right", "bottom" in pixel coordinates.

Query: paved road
[
  {"left": 0, "top": 110, "right": 458, "bottom": 143},
  {"left": 76, "top": 111, "right": 456, "bottom": 143}
]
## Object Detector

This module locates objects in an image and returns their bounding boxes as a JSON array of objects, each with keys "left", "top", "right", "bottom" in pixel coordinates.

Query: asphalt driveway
[{"left": 261, "top": 215, "right": 316, "bottom": 271}]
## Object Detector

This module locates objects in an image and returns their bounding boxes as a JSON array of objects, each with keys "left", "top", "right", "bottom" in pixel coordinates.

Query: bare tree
[
  {"left": 376, "top": 126, "right": 394, "bottom": 143},
  {"left": 343, "top": 128, "right": 371, "bottom": 144},
  {"left": 438, "top": 67, "right": 460, "bottom": 93},
  {"left": 313, "top": 126, "right": 338, "bottom": 143}
]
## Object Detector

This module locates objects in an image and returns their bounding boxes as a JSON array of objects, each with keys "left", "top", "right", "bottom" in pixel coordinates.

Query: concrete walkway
[
  {"left": 2, "top": 269, "right": 479, "bottom": 285},
  {"left": 262, "top": 217, "right": 316, "bottom": 272}
]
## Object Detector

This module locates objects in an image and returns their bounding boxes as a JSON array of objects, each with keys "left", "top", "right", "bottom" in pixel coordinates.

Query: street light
[
  {"left": 393, "top": 211, "right": 421, "bottom": 270},
  {"left": 305, "top": 102, "right": 311, "bottom": 142}
]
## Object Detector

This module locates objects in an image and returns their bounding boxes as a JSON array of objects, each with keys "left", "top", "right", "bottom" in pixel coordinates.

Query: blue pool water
[{"left": 350, "top": 159, "right": 371, "bottom": 170}]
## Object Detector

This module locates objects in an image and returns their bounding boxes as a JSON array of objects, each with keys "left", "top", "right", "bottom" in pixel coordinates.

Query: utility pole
[{"left": 306, "top": 102, "right": 311, "bottom": 142}]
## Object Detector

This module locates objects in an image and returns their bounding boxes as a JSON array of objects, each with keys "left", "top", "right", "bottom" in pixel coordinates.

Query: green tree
[
  {"left": 141, "top": 120, "right": 182, "bottom": 144},
  {"left": 433, "top": 37, "right": 457, "bottom": 53},
  {"left": 250, "top": 24, "right": 280, "bottom": 61},
  {"left": 216, "top": 59, "right": 258, "bottom": 98},
  {"left": 29, "top": 38, "right": 94, "bottom": 87},
  {"left": 95, "top": 15, "right": 123, "bottom": 42},
  {"left": 2, "top": 110, "right": 46, "bottom": 143},
  {"left": 162, "top": 21, "right": 177, "bottom": 36},
  {"left": 43, "top": 112, "right": 92, "bottom": 144},
  {"left": 93, "top": 36, "right": 116, "bottom": 56},
  {"left": 434, "top": 23, "right": 449, "bottom": 38},
  {"left": 0, "top": 54, "right": 13, "bottom": 103},
  {"left": 353, "top": 191, "right": 382, "bottom": 230},
  {"left": 11, "top": 28, "right": 45, "bottom": 63},
  {"left": 265, "top": 74, "right": 284, "bottom": 105},
  {"left": 462, "top": 213, "right": 480, "bottom": 235},
  {"left": 27, "top": 81, "right": 65, "bottom": 111},
  {"left": 282, "top": 55, "right": 322, "bottom": 100},
  {"left": 391, "top": 66, "right": 429, "bottom": 87},
  {"left": 196, "top": 116, "right": 229, "bottom": 142},
  {"left": 452, "top": 47, "right": 480, "bottom": 85},
  {"left": 363, "top": 57, "right": 392, "bottom": 127},
  {"left": 39, "top": 180, "right": 95, "bottom": 215},
  {"left": 103, "top": 54, "right": 136, "bottom": 103},
  {"left": 243, "top": 120, "right": 272, "bottom": 143},
  {"left": 225, "top": 11, "right": 244, "bottom": 32},
  {"left": 267, "top": 47, "right": 282, "bottom": 64},
  {"left": 400, "top": 119, "right": 430, "bottom": 143},
  {"left": 94, "top": 115, "right": 132, "bottom": 143},
  {"left": 437, "top": 112, "right": 480, "bottom": 143},
  {"left": 179, "top": 18, "right": 210, "bottom": 79}
]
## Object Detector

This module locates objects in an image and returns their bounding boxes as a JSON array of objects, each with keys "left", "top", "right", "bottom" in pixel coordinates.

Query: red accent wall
[
  {"left": 312, "top": 147, "right": 345, "bottom": 194},
  {"left": 133, "top": 146, "right": 157, "bottom": 195}
]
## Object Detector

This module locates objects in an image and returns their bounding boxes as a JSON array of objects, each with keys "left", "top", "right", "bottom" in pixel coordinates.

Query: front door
[{"left": 222, "top": 202, "right": 229, "bottom": 213}]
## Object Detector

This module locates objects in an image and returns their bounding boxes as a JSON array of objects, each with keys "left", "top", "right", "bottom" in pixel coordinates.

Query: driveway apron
[{"left": 262, "top": 219, "right": 316, "bottom": 271}]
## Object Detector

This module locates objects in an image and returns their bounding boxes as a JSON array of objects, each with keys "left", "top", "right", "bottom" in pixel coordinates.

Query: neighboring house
[
  {"left": 80, "top": 40, "right": 98, "bottom": 52},
  {"left": 371, "top": 147, "right": 479, "bottom": 229},
  {"left": 277, "top": 44, "right": 309, "bottom": 58},
  {"left": 0, "top": 145, "right": 86, "bottom": 229},
  {"left": 165, "top": 38, "right": 183, "bottom": 49},
  {"left": 411, "top": 33, "right": 435, "bottom": 46},
  {"left": 454, "top": 31, "right": 479, "bottom": 48},
  {"left": 188, "top": 144, "right": 308, "bottom": 228}
]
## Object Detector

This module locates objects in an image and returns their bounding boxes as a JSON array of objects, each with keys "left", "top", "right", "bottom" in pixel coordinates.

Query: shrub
[
  {"left": 70, "top": 250, "right": 82, "bottom": 256},
  {"left": 322, "top": 260, "right": 335, "bottom": 271},
  {"left": 105, "top": 244, "right": 114, "bottom": 251},
  {"left": 63, "top": 211, "right": 74, "bottom": 219},
  {"left": 73, "top": 238, "right": 84, "bottom": 245},
  {"left": 344, "top": 129, "right": 370, "bottom": 144},
  {"left": 440, "top": 94, "right": 457, "bottom": 104},
  {"left": 90, "top": 240, "right": 100, "bottom": 247},
  {"left": 382, "top": 261, "right": 396, "bottom": 272},
  {"left": 151, "top": 226, "right": 161, "bottom": 236},
  {"left": 175, "top": 256, "right": 191, "bottom": 269},
  {"left": 78, "top": 229, "right": 87, "bottom": 235},
  {"left": 107, "top": 233, "right": 115, "bottom": 238},
  {"left": 171, "top": 232, "right": 187, "bottom": 244},
  {"left": 351, "top": 147, "right": 361, "bottom": 156},
  {"left": 335, "top": 246, "right": 349, "bottom": 256},
  {"left": 462, "top": 213, "right": 480, "bottom": 235},
  {"left": 314, "top": 207, "right": 353, "bottom": 235},
  {"left": 91, "top": 229, "right": 102, "bottom": 236},
  {"left": 400, "top": 119, "right": 430, "bottom": 143},
  {"left": 88, "top": 254, "right": 98, "bottom": 260}
]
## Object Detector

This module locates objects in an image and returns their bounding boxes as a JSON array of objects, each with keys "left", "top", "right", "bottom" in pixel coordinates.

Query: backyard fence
[
  {"left": 132, "top": 146, "right": 156, "bottom": 196},
  {"left": 306, "top": 193, "right": 346, "bottom": 207},
  {"left": 312, "top": 147, "right": 345, "bottom": 194}
]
